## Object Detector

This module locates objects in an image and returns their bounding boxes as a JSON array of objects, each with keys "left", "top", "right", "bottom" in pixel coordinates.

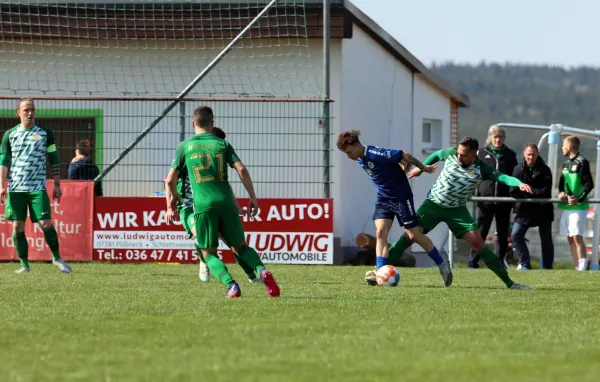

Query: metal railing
[
  {"left": 0, "top": 96, "right": 334, "bottom": 199},
  {"left": 445, "top": 122, "right": 600, "bottom": 270},
  {"left": 447, "top": 197, "right": 600, "bottom": 268}
]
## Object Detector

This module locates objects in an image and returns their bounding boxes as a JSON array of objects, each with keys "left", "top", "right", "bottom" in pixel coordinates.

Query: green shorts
[
  {"left": 5, "top": 191, "right": 52, "bottom": 223},
  {"left": 179, "top": 206, "right": 196, "bottom": 238},
  {"left": 194, "top": 203, "right": 245, "bottom": 249},
  {"left": 418, "top": 199, "right": 477, "bottom": 239}
]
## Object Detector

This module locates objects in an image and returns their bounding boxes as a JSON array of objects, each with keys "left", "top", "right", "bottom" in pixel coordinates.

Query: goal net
[{"left": 0, "top": 0, "right": 320, "bottom": 97}]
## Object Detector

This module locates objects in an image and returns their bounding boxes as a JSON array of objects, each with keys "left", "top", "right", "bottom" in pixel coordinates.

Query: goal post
[
  {"left": 0, "top": 0, "right": 330, "bottom": 197},
  {"left": 0, "top": 0, "right": 318, "bottom": 97},
  {"left": 95, "top": 0, "right": 281, "bottom": 182}
]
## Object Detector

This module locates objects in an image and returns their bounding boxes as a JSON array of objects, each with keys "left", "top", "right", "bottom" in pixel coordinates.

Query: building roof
[{"left": 343, "top": 1, "right": 469, "bottom": 107}]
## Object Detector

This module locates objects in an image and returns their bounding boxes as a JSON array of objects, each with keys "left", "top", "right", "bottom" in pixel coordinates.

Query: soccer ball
[{"left": 376, "top": 265, "right": 400, "bottom": 287}]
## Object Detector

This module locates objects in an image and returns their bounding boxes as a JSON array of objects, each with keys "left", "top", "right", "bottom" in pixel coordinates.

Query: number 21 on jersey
[{"left": 192, "top": 152, "right": 225, "bottom": 183}]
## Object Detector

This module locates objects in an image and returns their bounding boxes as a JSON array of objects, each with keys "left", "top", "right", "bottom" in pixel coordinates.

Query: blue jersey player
[{"left": 337, "top": 130, "right": 452, "bottom": 287}]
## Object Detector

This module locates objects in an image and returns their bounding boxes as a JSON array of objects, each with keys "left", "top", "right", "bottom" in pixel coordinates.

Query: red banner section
[
  {"left": 0, "top": 181, "right": 94, "bottom": 261},
  {"left": 93, "top": 198, "right": 334, "bottom": 265}
]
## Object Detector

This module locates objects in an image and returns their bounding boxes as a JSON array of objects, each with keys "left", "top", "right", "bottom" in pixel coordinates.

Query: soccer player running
[
  {"left": 337, "top": 130, "right": 453, "bottom": 287},
  {"left": 167, "top": 126, "right": 261, "bottom": 284},
  {"left": 0, "top": 98, "right": 72, "bottom": 274},
  {"left": 166, "top": 106, "right": 280, "bottom": 298},
  {"left": 388, "top": 137, "right": 533, "bottom": 290}
]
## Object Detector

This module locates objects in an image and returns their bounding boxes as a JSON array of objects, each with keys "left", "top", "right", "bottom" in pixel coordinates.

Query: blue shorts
[{"left": 372, "top": 197, "right": 419, "bottom": 229}]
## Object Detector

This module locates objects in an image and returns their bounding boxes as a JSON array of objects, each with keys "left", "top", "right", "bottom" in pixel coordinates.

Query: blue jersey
[{"left": 357, "top": 145, "right": 413, "bottom": 199}]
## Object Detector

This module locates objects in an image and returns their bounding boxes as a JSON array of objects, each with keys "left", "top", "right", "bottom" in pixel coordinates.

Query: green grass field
[{"left": 1, "top": 263, "right": 599, "bottom": 382}]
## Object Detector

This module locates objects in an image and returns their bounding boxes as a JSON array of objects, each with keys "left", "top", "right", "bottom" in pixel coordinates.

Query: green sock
[
  {"left": 205, "top": 253, "right": 235, "bottom": 287},
  {"left": 237, "top": 245, "right": 266, "bottom": 275},
  {"left": 42, "top": 226, "right": 61, "bottom": 262},
  {"left": 479, "top": 247, "right": 514, "bottom": 288},
  {"left": 13, "top": 231, "right": 29, "bottom": 268},
  {"left": 388, "top": 235, "right": 414, "bottom": 265},
  {"left": 234, "top": 252, "right": 257, "bottom": 279}
]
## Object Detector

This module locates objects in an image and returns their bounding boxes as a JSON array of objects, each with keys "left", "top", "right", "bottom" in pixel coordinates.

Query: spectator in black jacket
[
  {"left": 68, "top": 139, "right": 103, "bottom": 197},
  {"left": 469, "top": 125, "right": 518, "bottom": 269},
  {"left": 510, "top": 144, "right": 554, "bottom": 270}
]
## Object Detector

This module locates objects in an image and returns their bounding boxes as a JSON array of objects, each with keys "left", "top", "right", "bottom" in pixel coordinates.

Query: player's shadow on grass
[
  {"left": 405, "top": 285, "right": 596, "bottom": 292},
  {"left": 285, "top": 295, "right": 335, "bottom": 300},
  {"left": 531, "top": 287, "right": 596, "bottom": 292},
  {"left": 402, "top": 284, "right": 506, "bottom": 290}
]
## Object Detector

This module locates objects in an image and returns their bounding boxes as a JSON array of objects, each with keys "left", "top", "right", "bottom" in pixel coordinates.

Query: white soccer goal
[{"left": 0, "top": 0, "right": 320, "bottom": 97}]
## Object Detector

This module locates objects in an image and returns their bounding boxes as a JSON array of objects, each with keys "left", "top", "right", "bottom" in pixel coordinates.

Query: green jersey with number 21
[{"left": 171, "top": 133, "right": 240, "bottom": 213}]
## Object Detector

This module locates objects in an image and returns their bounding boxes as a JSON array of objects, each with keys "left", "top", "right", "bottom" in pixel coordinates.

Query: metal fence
[
  {"left": 463, "top": 199, "right": 599, "bottom": 266},
  {"left": 0, "top": 96, "right": 333, "bottom": 198}
]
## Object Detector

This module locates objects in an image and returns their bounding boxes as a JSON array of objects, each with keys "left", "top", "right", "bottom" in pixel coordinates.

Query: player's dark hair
[
  {"left": 76, "top": 139, "right": 94, "bottom": 157},
  {"left": 336, "top": 130, "right": 361, "bottom": 151},
  {"left": 459, "top": 136, "right": 479, "bottom": 152},
  {"left": 211, "top": 127, "right": 226, "bottom": 139},
  {"left": 524, "top": 143, "right": 539, "bottom": 152},
  {"left": 193, "top": 106, "right": 214, "bottom": 128},
  {"left": 565, "top": 135, "right": 581, "bottom": 151}
]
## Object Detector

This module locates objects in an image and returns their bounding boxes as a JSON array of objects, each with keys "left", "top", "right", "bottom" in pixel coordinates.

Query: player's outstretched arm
[
  {"left": 402, "top": 151, "right": 437, "bottom": 174},
  {"left": 484, "top": 164, "right": 533, "bottom": 194},
  {"left": 423, "top": 149, "right": 449, "bottom": 166},
  {"left": 233, "top": 161, "right": 259, "bottom": 217},
  {"left": 407, "top": 148, "right": 454, "bottom": 179},
  {"left": 165, "top": 168, "right": 182, "bottom": 221}
]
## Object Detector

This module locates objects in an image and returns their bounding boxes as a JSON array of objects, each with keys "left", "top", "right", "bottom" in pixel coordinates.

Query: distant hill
[{"left": 432, "top": 62, "right": 600, "bottom": 164}]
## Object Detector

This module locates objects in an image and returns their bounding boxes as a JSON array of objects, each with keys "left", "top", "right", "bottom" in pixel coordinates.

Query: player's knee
[
  {"left": 233, "top": 242, "right": 247, "bottom": 252},
  {"left": 375, "top": 227, "right": 389, "bottom": 241},
  {"left": 404, "top": 227, "right": 422, "bottom": 241},
  {"left": 567, "top": 236, "right": 575, "bottom": 245},
  {"left": 13, "top": 221, "right": 25, "bottom": 232},
  {"left": 38, "top": 220, "right": 53, "bottom": 230},
  {"left": 471, "top": 241, "right": 486, "bottom": 253},
  {"left": 200, "top": 248, "right": 218, "bottom": 256}
]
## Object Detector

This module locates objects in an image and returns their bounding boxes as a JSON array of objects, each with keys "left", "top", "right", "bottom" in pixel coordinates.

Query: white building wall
[
  {"left": 336, "top": 26, "right": 414, "bottom": 261},
  {"left": 411, "top": 75, "right": 452, "bottom": 256},
  {"left": 0, "top": 28, "right": 458, "bottom": 264}
]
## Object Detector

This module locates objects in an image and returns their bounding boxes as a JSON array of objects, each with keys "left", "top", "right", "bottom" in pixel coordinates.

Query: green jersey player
[
  {"left": 0, "top": 98, "right": 72, "bottom": 274},
  {"left": 166, "top": 106, "right": 280, "bottom": 298},
  {"left": 172, "top": 126, "right": 261, "bottom": 284},
  {"left": 377, "top": 137, "right": 533, "bottom": 290}
]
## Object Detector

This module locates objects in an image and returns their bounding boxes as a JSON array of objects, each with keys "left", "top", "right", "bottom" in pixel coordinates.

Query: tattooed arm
[
  {"left": 401, "top": 151, "right": 426, "bottom": 170},
  {"left": 403, "top": 151, "right": 439, "bottom": 179}
]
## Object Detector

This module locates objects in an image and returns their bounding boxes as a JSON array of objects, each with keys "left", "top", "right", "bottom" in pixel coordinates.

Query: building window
[
  {"left": 422, "top": 119, "right": 442, "bottom": 151},
  {"left": 422, "top": 122, "right": 432, "bottom": 144}
]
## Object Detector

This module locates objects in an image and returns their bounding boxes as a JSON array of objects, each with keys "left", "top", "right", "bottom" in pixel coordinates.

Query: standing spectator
[
  {"left": 469, "top": 125, "right": 518, "bottom": 269},
  {"left": 558, "top": 136, "right": 594, "bottom": 271},
  {"left": 510, "top": 144, "right": 554, "bottom": 270},
  {"left": 68, "top": 139, "right": 103, "bottom": 197}
]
